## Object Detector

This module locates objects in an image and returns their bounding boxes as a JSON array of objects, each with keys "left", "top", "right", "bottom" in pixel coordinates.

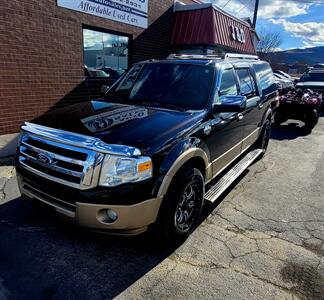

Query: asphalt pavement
[{"left": 1, "top": 115, "right": 324, "bottom": 300}]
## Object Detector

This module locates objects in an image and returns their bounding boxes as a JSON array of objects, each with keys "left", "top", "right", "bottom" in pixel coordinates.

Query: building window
[{"left": 83, "top": 28, "right": 129, "bottom": 76}]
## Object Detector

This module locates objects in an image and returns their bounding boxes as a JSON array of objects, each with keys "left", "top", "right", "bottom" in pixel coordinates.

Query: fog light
[{"left": 106, "top": 209, "right": 118, "bottom": 222}]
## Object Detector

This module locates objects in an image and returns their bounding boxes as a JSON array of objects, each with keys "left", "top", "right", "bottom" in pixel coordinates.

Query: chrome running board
[{"left": 205, "top": 149, "right": 263, "bottom": 203}]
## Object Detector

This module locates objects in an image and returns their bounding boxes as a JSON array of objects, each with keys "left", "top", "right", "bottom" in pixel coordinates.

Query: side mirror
[
  {"left": 213, "top": 95, "right": 247, "bottom": 114},
  {"left": 293, "top": 79, "right": 299, "bottom": 84},
  {"left": 100, "top": 85, "right": 110, "bottom": 95}
]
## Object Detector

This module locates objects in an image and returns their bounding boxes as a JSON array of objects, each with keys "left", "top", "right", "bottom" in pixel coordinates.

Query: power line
[
  {"left": 222, "top": 0, "right": 233, "bottom": 9},
  {"left": 235, "top": 0, "right": 255, "bottom": 11}
]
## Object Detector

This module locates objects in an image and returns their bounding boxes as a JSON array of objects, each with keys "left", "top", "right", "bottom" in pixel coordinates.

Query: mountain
[{"left": 269, "top": 46, "right": 324, "bottom": 65}]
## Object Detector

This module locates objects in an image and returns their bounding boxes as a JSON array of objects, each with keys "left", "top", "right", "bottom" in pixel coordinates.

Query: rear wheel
[
  {"left": 156, "top": 167, "right": 204, "bottom": 245},
  {"left": 304, "top": 109, "right": 318, "bottom": 130},
  {"left": 254, "top": 120, "right": 271, "bottom": 156}
]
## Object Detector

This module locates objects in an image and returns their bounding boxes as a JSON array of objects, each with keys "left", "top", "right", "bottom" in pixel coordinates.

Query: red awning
[{"left": 171, "top": 5, "right": 256, "bottom": 54}]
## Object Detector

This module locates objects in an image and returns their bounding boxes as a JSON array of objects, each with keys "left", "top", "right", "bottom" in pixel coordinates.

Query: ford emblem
[{"left": 37, "top": 153, "right": 54, "bottom": 165}]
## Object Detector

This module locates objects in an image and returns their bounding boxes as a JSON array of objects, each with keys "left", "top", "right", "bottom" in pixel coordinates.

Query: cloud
[
  {"left": 271, "top": 19, "right": 324, "bottom": 46},
  {"left": 203, "top": 0, "right": 255, "bottom": 19},
  {"left": 204, "top": 0, "right": 313, "bottom": 19},
  {"left": 259, "top": 0, "right": 310, "bottom": 19}
]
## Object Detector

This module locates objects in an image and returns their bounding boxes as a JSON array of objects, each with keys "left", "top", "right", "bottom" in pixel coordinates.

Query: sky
[{"left": 203, "top": 0, "right": 324, "bottom": 50}]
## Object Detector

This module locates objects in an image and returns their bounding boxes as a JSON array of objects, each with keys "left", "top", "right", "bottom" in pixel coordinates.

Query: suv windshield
[
  {"left": 300, "top": 72, "right": 324, "bottom": 82},
  {"left": 105, "top": 63, "right": 214, "bottom": 110}
]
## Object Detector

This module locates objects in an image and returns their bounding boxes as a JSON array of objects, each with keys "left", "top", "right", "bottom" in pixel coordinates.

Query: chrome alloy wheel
[{"left": 174, "top": 182, "right": 200, "bottom": 233}]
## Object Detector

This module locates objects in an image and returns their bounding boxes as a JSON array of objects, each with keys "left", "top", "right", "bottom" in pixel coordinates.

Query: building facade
[{"left": 0, "top": 0, "right": 257, "bottom": 135}]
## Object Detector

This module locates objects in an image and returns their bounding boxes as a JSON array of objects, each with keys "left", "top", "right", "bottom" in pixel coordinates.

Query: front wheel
[{"left": 155, "top": 167, "right": 204, "bottom": 245}]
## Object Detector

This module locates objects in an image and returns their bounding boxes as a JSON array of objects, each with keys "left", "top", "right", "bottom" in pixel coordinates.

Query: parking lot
[{"left": 1, "top": 115, "right": 324, "bottom": 300}]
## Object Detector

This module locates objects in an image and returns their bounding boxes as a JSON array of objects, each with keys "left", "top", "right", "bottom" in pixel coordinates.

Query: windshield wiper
[{"left": 138, "top": 101, "right": 186, "bottom": 112}]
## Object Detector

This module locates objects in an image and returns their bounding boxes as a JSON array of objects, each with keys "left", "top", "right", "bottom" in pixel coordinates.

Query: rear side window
[
  {"left": 253, "top": 62, "right": 277, "bottom": 95},
  {"left": 236, "top": 68, "right": 257, "bottom": 97},
  {"left": 219, "top": 69, "right": 238, "bottom": 96}
]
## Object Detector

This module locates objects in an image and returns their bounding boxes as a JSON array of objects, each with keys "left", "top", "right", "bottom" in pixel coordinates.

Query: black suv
[
  {"left": 296, "top": 69, "right": 324, "bottom": 95},
  {"left": 16, "top": 54, "right": 278, "bottom": 243}
]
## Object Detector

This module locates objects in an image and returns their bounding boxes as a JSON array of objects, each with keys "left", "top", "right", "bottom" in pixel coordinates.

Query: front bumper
[{"left": 18, "top": 172, "right": 163, "bottom": 235}]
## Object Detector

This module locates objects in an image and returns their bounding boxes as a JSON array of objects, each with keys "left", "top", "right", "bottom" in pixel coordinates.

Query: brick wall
[{"left": 0, "top": 0, "right": 197, "bottom": 134}]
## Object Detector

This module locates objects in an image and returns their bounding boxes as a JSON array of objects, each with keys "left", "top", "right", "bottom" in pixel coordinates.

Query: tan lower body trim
[
  {"left": 211, "top": 141, "right": 242, "bottom": 178},
  {"left": 206, "top": 127, "right": 261, "bottom": 183},
  {"left": 76, "top": 197, "right": 163, "bottom": 232},
  {"left": 21, "top": 183, "right": 163, "bottom": 235},
  {"left": 241, "top": 128, "right": 261, "bottom": 153}
]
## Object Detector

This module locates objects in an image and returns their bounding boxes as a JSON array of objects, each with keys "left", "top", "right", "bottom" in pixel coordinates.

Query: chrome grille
[
  {"left": 18, "top": 122, "right": 143, "bottom": 190},
  {"left": 18, "top": 133, "right": 104, "bottom": 190}
]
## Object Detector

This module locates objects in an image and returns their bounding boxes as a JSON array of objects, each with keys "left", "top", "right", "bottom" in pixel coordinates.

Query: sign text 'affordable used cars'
[{"left": 57, "top": 0, "right": 148, "bottom": 28}]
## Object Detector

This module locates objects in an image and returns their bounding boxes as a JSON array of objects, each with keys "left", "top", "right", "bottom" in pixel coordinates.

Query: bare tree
[{"left": 257, "top": 30, "right": 283, "bottom": 62}]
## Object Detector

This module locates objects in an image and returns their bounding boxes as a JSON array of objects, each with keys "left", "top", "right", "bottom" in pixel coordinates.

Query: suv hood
[{"left": 31, "top": 100, "right": 206, "bottom": 155}]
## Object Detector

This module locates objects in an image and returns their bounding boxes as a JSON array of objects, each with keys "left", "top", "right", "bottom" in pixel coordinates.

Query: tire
[
  {"left": 304, "top": 109, "right": 318, "bottom": 130},
  {"left": 254, "top": 120, "right": 271, "bottom": 156},
  {"left": 155, "top": 167, "right": 205, "bottom": 245}
]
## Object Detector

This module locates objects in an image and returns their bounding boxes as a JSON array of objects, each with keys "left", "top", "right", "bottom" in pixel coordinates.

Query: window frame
[
  {"left": 235, "top": 67, "right": 258, "bottom": 98},
  {"left": 215, "top": 65, "right": 240, "bottom": 104},
  {"left": 82, "top": 24, "right": 133, "bottom": 72},
  {"left": 252, "top": 62, "right": 276, "bottom": 96}
]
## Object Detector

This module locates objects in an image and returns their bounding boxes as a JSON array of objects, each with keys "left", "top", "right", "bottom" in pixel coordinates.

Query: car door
[
  {"left": 234, "top": 65, "right": 262, "bottom": 152},
  {"left": 205, "top": 65, "right": 245, "bottom": 177}
]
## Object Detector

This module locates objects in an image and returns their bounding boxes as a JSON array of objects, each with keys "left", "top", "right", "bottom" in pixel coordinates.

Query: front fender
[{"left": 152, "top": 138, "right": 210, "bottom": 198}]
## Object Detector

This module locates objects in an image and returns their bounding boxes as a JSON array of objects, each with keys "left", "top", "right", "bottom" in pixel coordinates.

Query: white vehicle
[
  {"left": 274, "top": 73, "right": 294, "bottom": 90},
  {"left": 274, "top": 70, "right": 291, "bottom": 79}
]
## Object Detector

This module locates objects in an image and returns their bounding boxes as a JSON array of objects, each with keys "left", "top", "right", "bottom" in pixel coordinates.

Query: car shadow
[
  {"left": 0, "top": 197, "right": 176, "bottom": 299},
  {"left": 0, "top": 168, "right": 249, "bottom": 300},
  {"left": 270, "top": 122, "right": 312, "bottom": 140}
]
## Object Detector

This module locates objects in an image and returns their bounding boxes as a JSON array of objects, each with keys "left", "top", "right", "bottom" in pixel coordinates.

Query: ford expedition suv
[{"left": 16, "top": 53, "right": 278, "bottom": 243}]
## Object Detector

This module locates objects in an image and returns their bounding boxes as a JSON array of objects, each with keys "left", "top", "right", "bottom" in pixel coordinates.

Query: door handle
[{"left": 237, "top": 113, "right": 244, "bottom": 121}]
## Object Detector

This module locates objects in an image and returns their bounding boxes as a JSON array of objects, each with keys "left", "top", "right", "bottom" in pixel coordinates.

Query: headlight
[{"left": 99, "top": 155, "right": 153, "bottom": 187}]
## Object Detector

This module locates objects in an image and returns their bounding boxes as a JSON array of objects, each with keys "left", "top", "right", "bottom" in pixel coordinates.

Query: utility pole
[{"left": 252, "top": 0, "right": 259, "bottom": 28}]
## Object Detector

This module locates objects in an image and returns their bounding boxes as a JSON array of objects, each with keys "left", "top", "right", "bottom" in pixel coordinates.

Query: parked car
[
  {"left": 99, "top": 67, "right": 125, "bottom": 80},
  {"left": 274, "top": 70, "right": 298, "bottom": 81},
  {"left": 84, "top": 66, "right": 119, "bottom": 94},
  {"left": 274, "top": 73, "right": 294, "bottom": 92},
  {"left": 16, "top": 53, "right": 278, "bottom": 243},
  {"left": 273, "top": 70, "right": 293, "bottom": 80},
  {"left": 274, "top": 89, "right": 322, "bottom": 130},
  {"left": 313, "top": 63, "right": 324, "bottom": 69},
  {"left": 296, "top": 69, "right": 324, "bottom": 95}
]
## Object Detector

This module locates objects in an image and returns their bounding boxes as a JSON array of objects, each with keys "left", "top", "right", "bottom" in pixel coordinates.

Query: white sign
[
  {"left": 230, "top": 25, "right": 246, "bottom": 44},
  {"left": 57, "top": 0, "right": 148, "bottom": 28}
]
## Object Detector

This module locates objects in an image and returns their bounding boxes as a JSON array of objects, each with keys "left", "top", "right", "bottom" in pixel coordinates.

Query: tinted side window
[
  {"left": 236, "top": 68, "right": 256, "bottom": 97},
  {"left": 219, "top": 69, "right": 238, "bottom": 97},
  {"left": 253, "top": 62, "right": 277, "bottom": 95}
]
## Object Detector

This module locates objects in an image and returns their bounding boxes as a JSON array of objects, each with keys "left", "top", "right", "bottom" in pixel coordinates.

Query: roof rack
[
  {"left": 224, "top": 53, "right": 259, "bottom": 60},
  {"left": 167, "top": 54, "right": 222, "bottom": 60},
  {"left": 167, "top": 53, "right": 260, "bottom": 61}
]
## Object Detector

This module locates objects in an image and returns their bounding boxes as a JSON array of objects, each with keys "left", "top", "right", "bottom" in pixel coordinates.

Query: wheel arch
[{"left": 156, "top": 148, "right": 209, "bottom": 198}]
